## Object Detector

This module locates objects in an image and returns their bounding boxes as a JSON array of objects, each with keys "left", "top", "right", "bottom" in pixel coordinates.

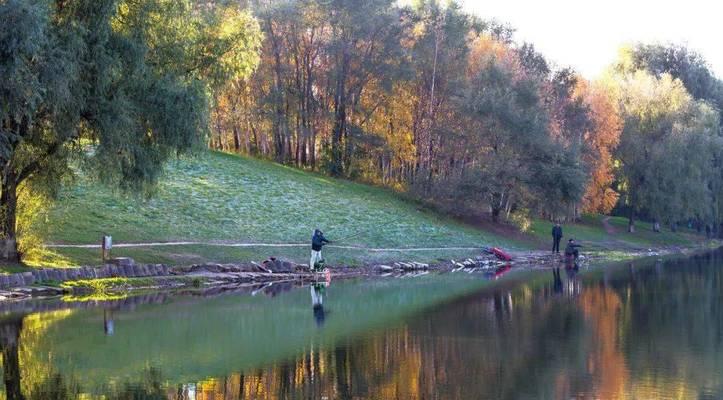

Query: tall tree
[
  {"left": 405, "top": 0, "right": 477, "bottom": 191},
  {"left": 576, "top": 81, "right": 623, "bottom": 214},
  {"left": 455, "top": 47, "right": 556, "bottom": 221},
  {"left": 541, "top": 68, "right": 593, "bottom": 219},
  {"left": 0, "top": 0, "right": 261, "bottom": 261},
  {"left": 616, "top": 43, "right": 723, "bottom": 234},
  {"left": 323, "top": 0, "right": 406, "bottom": 176},
  {"left": 605, "top": 70, "right": 718, "bottom": 232}
]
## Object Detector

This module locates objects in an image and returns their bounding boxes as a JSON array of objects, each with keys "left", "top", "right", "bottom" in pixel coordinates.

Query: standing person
[
  {"left": 551, "top": 223, "right": 563, "bottom": 254},
  {"left": 310, "top": 229, "right": 331, "bottom": 271}
]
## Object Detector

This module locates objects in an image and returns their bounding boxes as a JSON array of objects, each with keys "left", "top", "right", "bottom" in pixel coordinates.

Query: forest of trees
[
  {"left": 208, "top": 0, "right": 723, "bottom": 235},
  {"left": 2, "top": 0, "right": 722, "bottom": 261}
]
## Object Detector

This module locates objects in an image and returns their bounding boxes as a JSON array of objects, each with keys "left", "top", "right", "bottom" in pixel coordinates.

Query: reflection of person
[
  {"left": 311, "top": 283, "right": 327, "bottom": 327},
  {"left": 564, "top": 263, "right": 580, "bottom": 296},
  {"left": 552, "top": 267, "right": 562, "bottom": 294},
  {"left": 551, "top": 223, "right": 563, "bottom": 254},
  {"left": 310, "top": 229, "right": 331, "bottom": 271},
  {"left": 565, "top": 263, "right": 579, "bottom": 279},
  {"left": 103, "top": 309, "right": 114, "bottom": 336}
]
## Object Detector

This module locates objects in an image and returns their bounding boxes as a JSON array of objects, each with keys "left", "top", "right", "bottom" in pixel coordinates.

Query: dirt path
[
  {"left": 46, "top": 241, "right": 483, "bottom": 253},
  {"left": 602, "top": 216, "right": 617, "bottom": 235}
]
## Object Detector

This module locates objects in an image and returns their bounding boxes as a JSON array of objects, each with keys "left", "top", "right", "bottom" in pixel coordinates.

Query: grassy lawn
[
  {"left": 528, "top": 214, "right": 701, "bottom": 252},
  {"left": 0, "top": 262, "right": 32, "bottom": 274},
  {"left": 17, "top": 151, "right": 712, "bottom": 269},
  {"left": 30, "top": 151, "right": 525, "bottom": 267}
]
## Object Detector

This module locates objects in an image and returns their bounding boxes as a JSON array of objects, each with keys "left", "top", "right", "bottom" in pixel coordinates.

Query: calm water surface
[{"left": 1, "top": 251, "right": 722, "bottom": 399}]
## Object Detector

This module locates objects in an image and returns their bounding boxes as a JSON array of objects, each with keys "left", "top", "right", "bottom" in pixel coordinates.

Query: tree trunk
[
  {"left": 331, "top": 83, "right": 346, "bottom": 176},
  {"left": 249, "top": 121, "right": 259, "bottom": 156},
  {"left": 330, "top": 44, "right": 350, "bottom": 177},
  {"left": 232, "top": 125, "right": 241, "bottom": 152},
  {"left": 310, "top": 128, "right": 316, "bottom": 169},
  {"left": 628, "top": 207, "right": 635, "bottom": 233},
  {"left": 268, "top": 21, "right": 286, "bottom": 162},
  {"left": 491, "top": 205, "right": 501, "bottom": 223},
  {"left": 0, "top": 170, "right": 19, "bottom": 263}
]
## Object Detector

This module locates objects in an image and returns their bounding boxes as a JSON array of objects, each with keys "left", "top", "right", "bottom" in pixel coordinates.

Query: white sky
[{"left": 431, "top": 0, "right": 723, "bottom": 79}]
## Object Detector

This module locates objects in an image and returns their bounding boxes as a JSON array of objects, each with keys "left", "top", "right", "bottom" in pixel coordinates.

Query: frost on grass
[{"left": 42, "top": 153, "right": 513, "bottom": 265}]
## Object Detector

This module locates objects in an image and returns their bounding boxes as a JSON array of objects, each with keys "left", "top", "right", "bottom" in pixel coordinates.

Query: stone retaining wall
[{"left": 0, "top": 264, "right": 170, "bottom": 289}]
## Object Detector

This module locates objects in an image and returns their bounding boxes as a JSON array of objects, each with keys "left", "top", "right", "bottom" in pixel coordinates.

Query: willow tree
[
  {"left": 0, "top": 0, "right": 261, "bottom": 262},
  {"left": 607, "top": 70, "right": 719, "bottom": 232},
  {"left": 618, "top": 44, "right": 723, "bottom": 119},
  {"left": 619, "top": 43, "right": 723, "bottom": 235},
  {"left": 457, "top": 51, "right": 552, "bottom": 221}
]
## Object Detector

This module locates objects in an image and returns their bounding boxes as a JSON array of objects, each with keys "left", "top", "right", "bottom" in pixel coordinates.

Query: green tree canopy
[
  {"left": 605, "top": 70, "right": 720, "bottom": 230},
  {"left": 0, "top": 0, "right": 261, "bottom": 261}
]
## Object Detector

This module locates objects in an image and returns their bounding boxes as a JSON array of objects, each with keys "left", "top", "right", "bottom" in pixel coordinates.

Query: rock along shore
[{"left": 0, "top": 242, "right": 718, "bottom": 302}]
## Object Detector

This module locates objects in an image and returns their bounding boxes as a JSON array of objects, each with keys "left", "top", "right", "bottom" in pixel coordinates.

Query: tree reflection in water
[
  {"left": 0, "top": 251, "right": 721, "bottom": 399},
  {"left": 0, "top": 316, "right": 23, "bottom": 400}
]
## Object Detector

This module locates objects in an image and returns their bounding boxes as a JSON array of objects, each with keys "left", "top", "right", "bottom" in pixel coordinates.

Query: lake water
[{"left": 1, "top": 250, "right": 722, "bottom": 399}]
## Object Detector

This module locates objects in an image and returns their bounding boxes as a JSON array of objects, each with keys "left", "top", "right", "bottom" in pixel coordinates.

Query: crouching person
[{"left": 564, "top": 239, "right": 582, "bottom": 260}]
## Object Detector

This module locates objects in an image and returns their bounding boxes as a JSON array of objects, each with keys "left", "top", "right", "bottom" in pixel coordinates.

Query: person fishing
[
  {"left": 564, "top": 238, "right": 582, "bottom": 260},
  {"left": 551, "top": 223, "right": 563, "bottom": 254},
  {"left": 310, "top": 229, "right": 331, "bottom": 271}
]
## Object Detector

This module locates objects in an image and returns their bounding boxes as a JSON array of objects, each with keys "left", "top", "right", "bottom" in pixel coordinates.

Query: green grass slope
[
  {"left": 527, "top": 214, "right": 707, "bottom": 258},
  {"left": 33, "top": 151, "right": 524, "bottom": 267},
  {"left": 23, "top": 151, "right": 713, "bottom": 269}
]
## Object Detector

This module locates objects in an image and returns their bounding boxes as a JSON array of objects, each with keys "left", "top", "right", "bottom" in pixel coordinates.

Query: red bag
[{"left": 492, "top": 247, "right": 513, "bottom": 261}]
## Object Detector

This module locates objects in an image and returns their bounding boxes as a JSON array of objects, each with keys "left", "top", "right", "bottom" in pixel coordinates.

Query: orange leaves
[
  {"left": 576, "top": 80, "right": 623, "bottom": 214},
  {"left": 467, "top": 35, "right": 517, "bottom": 79}
]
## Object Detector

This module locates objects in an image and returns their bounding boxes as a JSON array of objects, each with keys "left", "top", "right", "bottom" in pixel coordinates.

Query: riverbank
[
  {"left": 4, "top": 241, "right": 721, "bottom": 399},
  {"left": 29, "top": 151, "right": 715, "bottom": 269},
  {"left": 1, "top": 238, "right": 719, "bottom": 302}
]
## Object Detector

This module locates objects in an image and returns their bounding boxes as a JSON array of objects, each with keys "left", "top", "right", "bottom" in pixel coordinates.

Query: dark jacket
[
  {"left": 552, "top": 226, "right": 563, "bottom": 239},
  {"left": 312, "top": 231, "right": 330, "bottom": 251},
  {"left": 565, "top": 242, "right": 582, "bottom": 255}
]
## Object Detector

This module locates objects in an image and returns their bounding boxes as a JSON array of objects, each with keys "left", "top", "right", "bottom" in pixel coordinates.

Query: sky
[{"left": 443, "top": 0, "right": 723, "bottom": 79}]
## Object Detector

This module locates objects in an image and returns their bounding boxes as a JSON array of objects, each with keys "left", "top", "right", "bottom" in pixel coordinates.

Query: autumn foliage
[
  {"left": 576, "top": 81, "right": 623, "bottom": 214},
  {"left": 207, "top": 0, "right": 723, "bottom": 231}
]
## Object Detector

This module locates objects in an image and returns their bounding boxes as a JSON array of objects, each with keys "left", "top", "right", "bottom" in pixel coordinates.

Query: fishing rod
[
  {"left": 330, "top": 227, "right": 376, "bottom": 244},
  {"left": 322, "top": 221, "right": 411, "bottom": 245}
]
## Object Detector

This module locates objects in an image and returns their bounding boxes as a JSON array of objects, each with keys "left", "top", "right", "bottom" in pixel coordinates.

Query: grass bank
[
  {"left": 529, "top": 215, "right": 704, "bottom": 251},
  {"left": 27, "top": 151, "right": 523, "bottom": 268},
  {"left": 7, "top": 151, "right": 713, "bottom": 271}
]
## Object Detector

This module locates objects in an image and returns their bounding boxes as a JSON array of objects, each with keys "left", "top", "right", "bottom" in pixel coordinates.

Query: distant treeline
[{"left": 207, "top": 0, "right": 723, "bottom": 234}]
